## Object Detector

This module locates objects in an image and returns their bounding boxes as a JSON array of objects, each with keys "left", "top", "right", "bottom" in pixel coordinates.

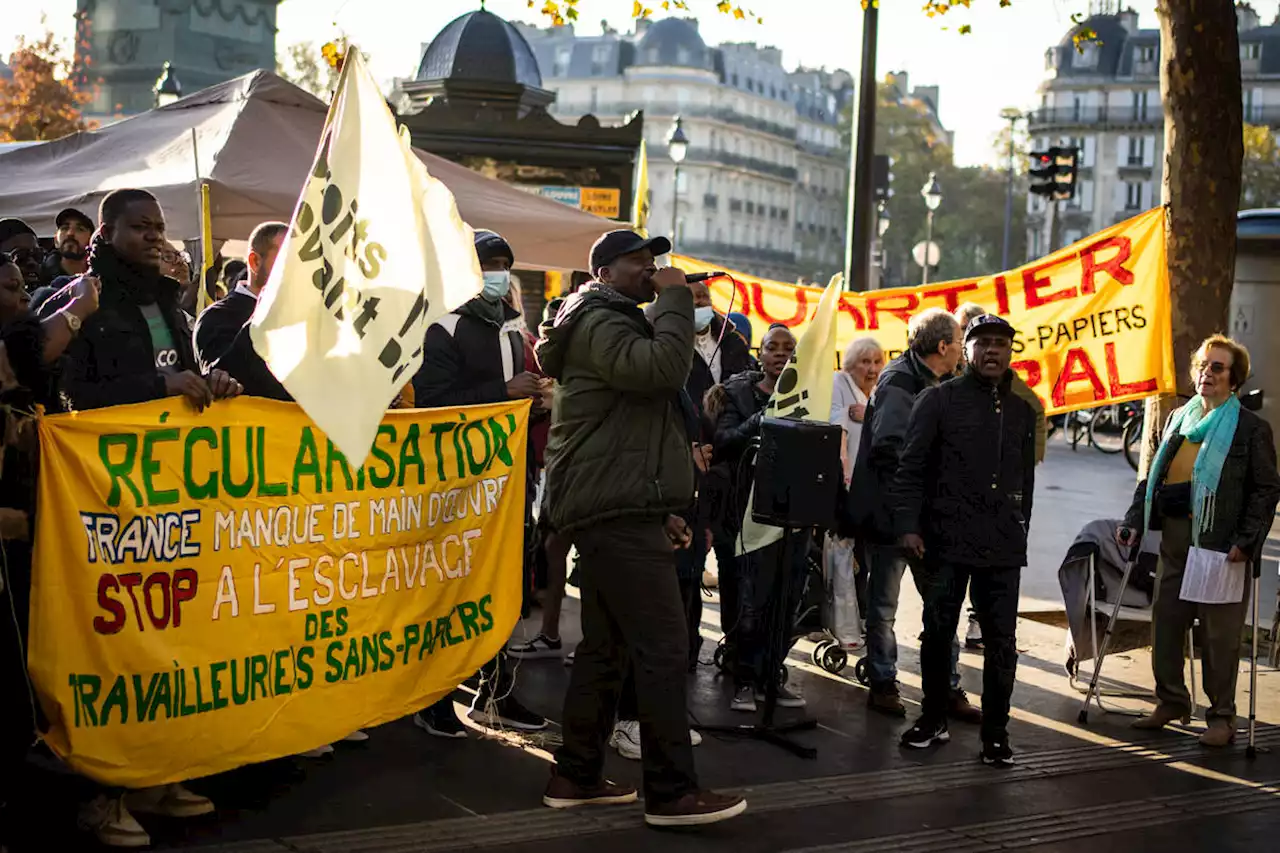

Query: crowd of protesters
[{"left": 0, "top": 189, "right": 1275, "bottom": 847}]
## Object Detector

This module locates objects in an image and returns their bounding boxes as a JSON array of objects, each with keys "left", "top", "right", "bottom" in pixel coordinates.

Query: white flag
[
  {"left": 737, "top": 276, "right": 843, "bottom": 556},
  {"left": 251, "top": 50, "right": 482, "bottom": 463}
]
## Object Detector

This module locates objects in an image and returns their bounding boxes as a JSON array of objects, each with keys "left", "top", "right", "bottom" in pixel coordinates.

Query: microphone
[{"left": 685, "top": 271, "right": 727, "bottom": 283}]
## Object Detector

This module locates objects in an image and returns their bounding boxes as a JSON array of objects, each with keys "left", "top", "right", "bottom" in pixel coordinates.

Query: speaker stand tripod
[{"left": 696, "top": 528, "right": 818, "bottom": 759}]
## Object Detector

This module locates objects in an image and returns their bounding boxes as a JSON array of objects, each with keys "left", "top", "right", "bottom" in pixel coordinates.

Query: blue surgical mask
[
  {"left": 693, "top": 305, "right": 715, "bottom": 332},
  {"left": 481, "top": 270, "right": 511, "bottom": 301}
]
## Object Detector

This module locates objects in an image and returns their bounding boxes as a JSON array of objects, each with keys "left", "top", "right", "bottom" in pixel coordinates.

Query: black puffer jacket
[
  {"left": 1123, "top": 405, "right": 1280, "bottom": 556},
  {"left": 413, "top": 297, "right": 526, "bottom": 408},
  {"left": 710, "top": 370, "right": 769, "bottom": 537},
  {"left": 890, "top": 368, "right": 1037, "bottom": 568},
  {"left": 848, "top": 349, "right": 941, "bottom": 544}
]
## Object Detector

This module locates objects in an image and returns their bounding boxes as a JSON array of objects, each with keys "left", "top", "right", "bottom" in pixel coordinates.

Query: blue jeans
[{"left": 864, "top": 544, "right": 960, "bottom": 690}]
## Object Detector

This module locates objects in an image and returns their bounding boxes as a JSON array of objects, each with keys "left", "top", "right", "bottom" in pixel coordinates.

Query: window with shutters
[{"left": 1125, "top": 182, "right": 1143, "bottom": 210}]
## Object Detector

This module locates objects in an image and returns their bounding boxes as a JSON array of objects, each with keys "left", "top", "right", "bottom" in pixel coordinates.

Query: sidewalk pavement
[{"left": 15, "top": 433, "right": 1280, "bottom": 852}]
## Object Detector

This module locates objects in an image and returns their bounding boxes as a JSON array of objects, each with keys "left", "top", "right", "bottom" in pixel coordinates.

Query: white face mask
[
  {"left": 693, "top": 305, "right": 715, "bottom": 332},
  {"left": 481, "top": 270, "right": 511, "bottom": 301}
]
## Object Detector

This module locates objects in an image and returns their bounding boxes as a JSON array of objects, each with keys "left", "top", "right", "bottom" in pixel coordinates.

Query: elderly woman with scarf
[{"left": 1120, "top": 334, "right": 1280, "bottom": 747}]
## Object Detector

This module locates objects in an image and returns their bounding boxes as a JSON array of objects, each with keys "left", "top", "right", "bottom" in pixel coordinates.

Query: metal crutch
[
  {"left": 1248, "top": 549, "right": 1261, "bottom": 759},
  {"left": 1078, "top": 540, "right": 1141, "bottom": 725}
]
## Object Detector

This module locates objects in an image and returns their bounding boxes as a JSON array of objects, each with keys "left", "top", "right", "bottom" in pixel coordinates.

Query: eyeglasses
[{"left": 1195, "top": 360, "right": 1228, "bottom": 376}]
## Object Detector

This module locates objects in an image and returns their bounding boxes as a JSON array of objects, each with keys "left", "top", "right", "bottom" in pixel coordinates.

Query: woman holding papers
[{"left": 1119, "top": 334, "right": 1280, "bottom": 747}]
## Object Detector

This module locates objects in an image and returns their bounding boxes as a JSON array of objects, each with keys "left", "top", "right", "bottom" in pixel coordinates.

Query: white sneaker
[
  {"left": 731, "top": 686, "right": 757, "bottom": 712},
  {"left": 507, "top": 633, "right": 564, "bottom": 660},
  {"left": 610, "top": 720, "right": 642, "bottom": 760},
  {"left": 965, "top": 614, "right": 984, "bottom": 650},
  {"left": 690, "top": 728, "right": 703, "bottom": 747},
  {"left": 755, "top": 684, "right": 806, "bottom": 709},
  {"left": 343, "top": 730, "right": 370, "bottom": 743},
  {"left": 78, "top": 795, "right": 150, "bottom": 848},
  {"left": 297, "top": 744, "right": 335, "bottom": 759},
  {"left": 125, "top": 783, "right": 215, "bottom": 818}
]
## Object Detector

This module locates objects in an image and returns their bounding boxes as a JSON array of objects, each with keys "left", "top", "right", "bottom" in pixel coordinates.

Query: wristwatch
[{"left": 62, "top": 310, "right": 82, "bottom": 334}]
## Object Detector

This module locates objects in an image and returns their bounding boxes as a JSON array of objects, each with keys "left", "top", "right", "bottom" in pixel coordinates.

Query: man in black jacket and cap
[
  {"left": 891, "top": 314, "right": 1036, "bottom": 766},
  {"left": 409, "top": 230, "right": 549, "bottom": 739}
]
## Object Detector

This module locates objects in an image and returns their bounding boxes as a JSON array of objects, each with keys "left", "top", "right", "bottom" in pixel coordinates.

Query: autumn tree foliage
[{"left": 0, "top": 30, "right": 93, "bottom": 142}]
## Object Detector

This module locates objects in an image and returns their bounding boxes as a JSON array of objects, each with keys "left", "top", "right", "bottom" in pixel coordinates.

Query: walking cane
[
  {"left": 1248, "top": 543, "right": 1262, "bottom": 760},
  {"left": 1078, "top": 537, "right": 1142, "bottom": 725}
]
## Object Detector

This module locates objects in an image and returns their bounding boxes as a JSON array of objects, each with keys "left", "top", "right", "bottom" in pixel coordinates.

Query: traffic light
[
  {"left": 1029, "top": 146, "right": 1079, "bottom": 201},
  {"left": 873, "top": 154, "right": 894, "bottom": 202}
]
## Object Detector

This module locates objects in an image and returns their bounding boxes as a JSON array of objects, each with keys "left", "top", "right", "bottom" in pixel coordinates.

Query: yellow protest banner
[
  {"left": 677, "top": 207, "right": 1175, "bottom": 416},
  {"left": 29, "top": 397, "right": 528, "bottom": 787}
]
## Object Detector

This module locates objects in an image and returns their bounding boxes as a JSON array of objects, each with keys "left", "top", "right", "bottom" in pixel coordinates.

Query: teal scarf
[{"left": 1143, "top": 394, "right": 1241, "bottom": 547}]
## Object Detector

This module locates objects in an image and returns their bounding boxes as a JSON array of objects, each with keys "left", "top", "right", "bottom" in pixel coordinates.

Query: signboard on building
[{"left": 515, "top": 185, "right": 620, "bottom": 218}]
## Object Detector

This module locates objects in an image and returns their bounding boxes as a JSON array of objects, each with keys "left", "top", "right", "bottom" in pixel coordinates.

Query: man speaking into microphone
[{"left": 537, "top": 230, "right": 746, "bottom": 827}]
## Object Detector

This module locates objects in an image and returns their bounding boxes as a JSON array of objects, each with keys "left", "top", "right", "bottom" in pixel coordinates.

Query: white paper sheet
[{"left": 1179, "top": 546, "right": 1247, "bottom": 604}]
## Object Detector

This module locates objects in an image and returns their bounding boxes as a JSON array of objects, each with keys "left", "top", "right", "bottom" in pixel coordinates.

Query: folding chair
[{"left": 1076, "top": 550, "right": 1197, "bottom": 724}]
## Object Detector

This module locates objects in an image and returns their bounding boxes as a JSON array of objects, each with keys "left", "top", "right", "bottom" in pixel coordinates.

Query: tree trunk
[{"left": 1141, "top": 0, "right": 1243, "bottom": 475}]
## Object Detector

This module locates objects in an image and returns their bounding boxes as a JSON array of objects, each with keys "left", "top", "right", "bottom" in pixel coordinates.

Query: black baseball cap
[
  {"left": 588, "top": 229, "right": 672, "bottom": 275},
  {"left": 55, "top": 207, "right": 94, "bottom": 231},
  {"left": 965, "top": 313, "right": 1016, "bottom": 342}
]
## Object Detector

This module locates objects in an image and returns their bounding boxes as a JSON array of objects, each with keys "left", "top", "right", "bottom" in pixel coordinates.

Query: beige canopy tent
[{"left": 0, "top": 71, "right": 615, "bottom": 271}]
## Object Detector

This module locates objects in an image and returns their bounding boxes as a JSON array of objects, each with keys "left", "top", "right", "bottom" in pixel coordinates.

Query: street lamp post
[
  {"left": 999, "top": 107, "right": 1022, "bottom": 270},
  {"left": 667, "top": 116, "right": 689, "bottom": 247},
  {"left": 921, "top": 172, "right": 943, "bottom": 286},
  {"left": 154, "top": 61, "right": 182, "bottom": 108}
]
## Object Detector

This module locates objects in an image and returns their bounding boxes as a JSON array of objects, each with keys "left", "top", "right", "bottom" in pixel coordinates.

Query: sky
[{"left": 9, "top": 0, "right": 1280, "bottom": 167}]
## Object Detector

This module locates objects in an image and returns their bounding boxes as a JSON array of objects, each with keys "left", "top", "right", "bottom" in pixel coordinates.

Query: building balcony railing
[
  {"left": 1027, "top": 106, "right": 1162, "bottom": 128},
  {"left": 686, "top": 147, "right": 799, "bottom": 181}
]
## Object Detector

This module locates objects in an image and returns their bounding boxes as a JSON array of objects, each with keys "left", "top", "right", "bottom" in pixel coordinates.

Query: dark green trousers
[{"left": 1151, "top": 517, "right": 1249, "bottom": 722}]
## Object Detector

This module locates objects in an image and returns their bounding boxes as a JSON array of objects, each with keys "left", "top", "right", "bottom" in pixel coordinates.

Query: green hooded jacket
[{"left": 536, "top": 283, "right": 696, "bottom": 533}]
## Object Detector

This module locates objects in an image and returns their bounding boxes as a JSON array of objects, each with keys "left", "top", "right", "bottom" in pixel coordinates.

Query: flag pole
[{"left": 191, "top": 128, "right": 213, "bottom": 315}]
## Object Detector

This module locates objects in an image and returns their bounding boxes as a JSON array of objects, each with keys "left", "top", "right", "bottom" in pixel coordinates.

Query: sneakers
[
  {"left": 343, "top": 730, "right": 370, "bottom": 743},
  {"left": 543, "top": 771, "right": 638, "bottom": 809},
  {"left": 79, "top": 795, "right": 150, "bottom": 848},
  {"left": 755, "top": 684, "right": 806, "bottom": 709},
  {"left": 1199, "top": 718, "right": 1236, "bottom": 748},
  {"left": 471, "top": 694, "right": 549, "bottom": 731},
  {"left": 947, "top": 689, "right": 983, "bottom": 725},
  {"left": 124, "top": 783, "right": 215, "bottom": 818},
  {"left": 610, "top": 720, "right": 642, "bottom": 760},
  {"left": 508, "top": 633, "right": 564, "bottom": 660},
  {"left": 297, "top": 744, "right": 335, "bottom": 759},
  {"left": 981, "top": 741, "right": 1016, "bottom": 767},
  {"left": 730, "top": 685, "right": 757, "bottom": 712},
  {"left": 415, "top": 703, "right": 468, "bottom": 739},
  {"left": 1131, "top": 704, "right": 1183, "bottom": 731},
  {"left": 867, "top": 682, "right": 907, "bottom": 718},
  {"left": 900, "top": 717, "right": 950, "bottom": 749},
  {"left": 965, "top": 611, "right": 984, "bottom": 650},
  {"left": 564, "top": 651, "right": 576, "bottom": 666},
  {"left": 609, "top": 721, "right": 705, "bottom": 760},
  {"left": 644, "top": 790, "right": 748, "bottom": 828}
]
